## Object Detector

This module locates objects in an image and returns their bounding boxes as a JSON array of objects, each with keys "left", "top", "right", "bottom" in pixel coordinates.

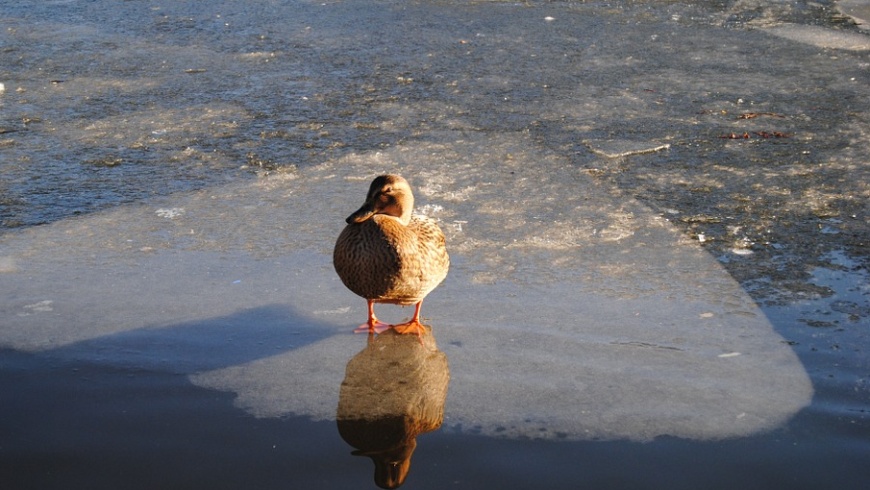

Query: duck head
[{"left": 346, "top": 174, "right": 415, "bottom": 226}]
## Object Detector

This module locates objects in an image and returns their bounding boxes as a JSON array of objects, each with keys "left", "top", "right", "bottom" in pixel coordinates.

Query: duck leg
[
  {"left": 393, "top": 301, "right": 428, "bottom": 337},
  {"left": 354, "top": 299, "right": 392, "bottom": 334}
]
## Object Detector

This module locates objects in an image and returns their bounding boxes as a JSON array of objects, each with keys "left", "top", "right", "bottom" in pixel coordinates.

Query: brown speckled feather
[{"left": 334, "top": 213, "right": 449, "bottom": 305}]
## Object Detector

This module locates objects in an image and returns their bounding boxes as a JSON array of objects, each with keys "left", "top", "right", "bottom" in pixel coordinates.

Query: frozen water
[
  {"left": 838, "top": 0, "right": 870, "bottom": 28},
  {"left": 765, "top": 23, "right": 870, "bottom": 50},
  {"left": 1, "top": 2, "right": 868, "bottom": 485},
  {"left": 1, "top": 133, "right": 811, "bottom": 442}
]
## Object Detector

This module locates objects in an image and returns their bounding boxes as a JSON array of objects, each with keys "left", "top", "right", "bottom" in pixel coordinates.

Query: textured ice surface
[
  {"left": 838, "top": 0, "right": 870, "bottom": 29},
  {"left": 0, "top": 133, "right": 812, "bottom": 442},
  {"left": 765, "top": 23, "right": 870, "bottom": 50}
]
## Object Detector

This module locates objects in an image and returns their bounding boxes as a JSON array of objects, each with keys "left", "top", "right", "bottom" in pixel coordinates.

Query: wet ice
[
  {"left": 1, "top": 0, "right": 867, "bottom": 477},
  {"left": 1, "top": 133, "right": 813, "bottom": 442}
]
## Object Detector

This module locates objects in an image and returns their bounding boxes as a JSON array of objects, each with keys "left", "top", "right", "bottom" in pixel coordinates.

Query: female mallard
[{"left": 334, "top": 174, "right": 449, "bottom": 336}]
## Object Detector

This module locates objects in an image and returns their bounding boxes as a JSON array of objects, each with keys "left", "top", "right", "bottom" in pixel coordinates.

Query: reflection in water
[{"left": 336, "top": 328, "right": 450, "bottom": 489}]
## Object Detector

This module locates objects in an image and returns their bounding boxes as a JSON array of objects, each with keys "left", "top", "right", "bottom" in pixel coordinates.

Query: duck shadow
[
  {"left": 33, "top": 304, "right": 333, "bottom": 373},
  {"left": 0, "top": 304, "right": 359, "bottom": 489},
  {"left": 337, "top": 327, "right": 450, "bottom": 489}
]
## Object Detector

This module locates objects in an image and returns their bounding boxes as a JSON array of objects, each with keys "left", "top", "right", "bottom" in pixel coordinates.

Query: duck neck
[{"left": 389, "top": 192, "right": 413, "bottom": 226}]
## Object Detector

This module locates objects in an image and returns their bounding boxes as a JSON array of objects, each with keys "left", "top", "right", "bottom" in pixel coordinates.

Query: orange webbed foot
[
  {"left": 354, "top": 300, "right": 392, "bottom": 334},
  {"left": 393, "top": 320, "right": 429, "bottom": 342},
  {"left": 392, "top": 302, "right": 428, "bottom": 343}
]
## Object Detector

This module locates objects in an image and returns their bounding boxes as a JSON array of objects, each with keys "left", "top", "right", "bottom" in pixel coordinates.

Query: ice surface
[
  {"left": 3, "top": 2, "right": 870, "bottom": 488},
  {"left": 0, "top": 133, "right": 811, "bottom": 442},
  {"left": 765, "top": 24, "right": 870, "bottom": 50},
  {"left": 838, "top": 0, "right": 870, "bottom": 29}
]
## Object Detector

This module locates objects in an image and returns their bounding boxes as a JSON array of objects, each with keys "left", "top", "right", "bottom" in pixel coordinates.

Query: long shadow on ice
[
  {"left": 0, "top": 304, "right": 365, "bottom": 489},
  {"left": 34, "top": 304, "right": 333, "bottom": 373}
]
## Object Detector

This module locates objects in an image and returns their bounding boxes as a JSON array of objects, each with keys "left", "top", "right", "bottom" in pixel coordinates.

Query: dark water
[
  {"left": 1, "top": 1, "right": 868, "bottom": 488},
  {"left": 1, "top": 343, "right": 867, "bottom": 490}
]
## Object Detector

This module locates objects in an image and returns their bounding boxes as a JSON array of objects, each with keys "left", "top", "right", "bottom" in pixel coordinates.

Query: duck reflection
[{"left": 336, "top": 328, "right": 450, "bottom": 489}]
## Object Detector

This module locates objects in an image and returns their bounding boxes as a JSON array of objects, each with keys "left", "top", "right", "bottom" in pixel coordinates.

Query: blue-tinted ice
[
  {"left": 0, "top": 134, "right": 812, "bottom": 441},
  {"left": 5, "top": 0, "right": 869, "bottom": 453}
]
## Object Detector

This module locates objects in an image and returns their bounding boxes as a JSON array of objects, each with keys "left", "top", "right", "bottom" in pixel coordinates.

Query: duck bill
[{"left": 346, "top": 201, "right": 376, "bottom": 224}]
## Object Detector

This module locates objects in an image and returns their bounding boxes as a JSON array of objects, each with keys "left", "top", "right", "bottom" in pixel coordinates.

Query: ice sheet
[{"left": 0, "top": 133, "right": 812, "bottom": 442}]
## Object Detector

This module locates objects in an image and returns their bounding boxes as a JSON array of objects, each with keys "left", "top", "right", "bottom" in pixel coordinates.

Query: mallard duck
[{"left": 334, "top": 175, "right": 449, "bottom": 336}]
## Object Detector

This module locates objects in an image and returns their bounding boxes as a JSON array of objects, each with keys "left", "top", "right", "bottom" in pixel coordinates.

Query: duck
[{"left": 333, "top": 174, "right": 449, "bottom": 336}]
